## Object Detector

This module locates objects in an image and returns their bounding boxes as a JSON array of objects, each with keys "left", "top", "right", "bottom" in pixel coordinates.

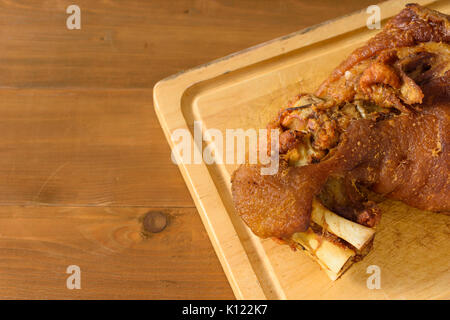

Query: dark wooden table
[{"left": 0, "top": 0, "right": 379, "bottom": 299}]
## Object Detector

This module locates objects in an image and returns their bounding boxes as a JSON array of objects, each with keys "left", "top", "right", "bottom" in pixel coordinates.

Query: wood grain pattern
[
  {"left": 0, "top": 0, "right": 389, "bottom": 299},
  {"left": 0, "top": 0, "right": 381, "bottom": 89},
  {"left": 0, "top": 206, "right": 232, "bottom": 299},
  {"left": 154, "top": 0, "right": 450, "bottom": 299},
  {"left": 0, "top": 88, "right": 191, "bottom": 207}
]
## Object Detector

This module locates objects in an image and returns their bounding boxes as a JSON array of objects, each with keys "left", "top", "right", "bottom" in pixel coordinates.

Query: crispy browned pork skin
[{"left": 231, "top": 4, "right": 450, "bottom": 240}]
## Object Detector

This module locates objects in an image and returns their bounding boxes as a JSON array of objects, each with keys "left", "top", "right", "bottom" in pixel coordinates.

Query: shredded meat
[
  {"left": 232, "top": 100, "right": 450, "bottom": 238},
  {"left": 231, "top": 4, "right": 450, "bottom": 239},
  {"left": 316, "top": 3, "right": 449, "bottom": 100}
]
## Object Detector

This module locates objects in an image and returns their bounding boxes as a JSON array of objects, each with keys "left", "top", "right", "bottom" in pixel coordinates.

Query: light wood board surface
[{"left": 154, "top": 0, "right": 450, "bottom": 299}]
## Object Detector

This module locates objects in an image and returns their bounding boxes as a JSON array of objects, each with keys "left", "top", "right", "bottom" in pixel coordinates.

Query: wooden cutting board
[{"left": 153, "top": 0, "right": 450, "bottom": 299}]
